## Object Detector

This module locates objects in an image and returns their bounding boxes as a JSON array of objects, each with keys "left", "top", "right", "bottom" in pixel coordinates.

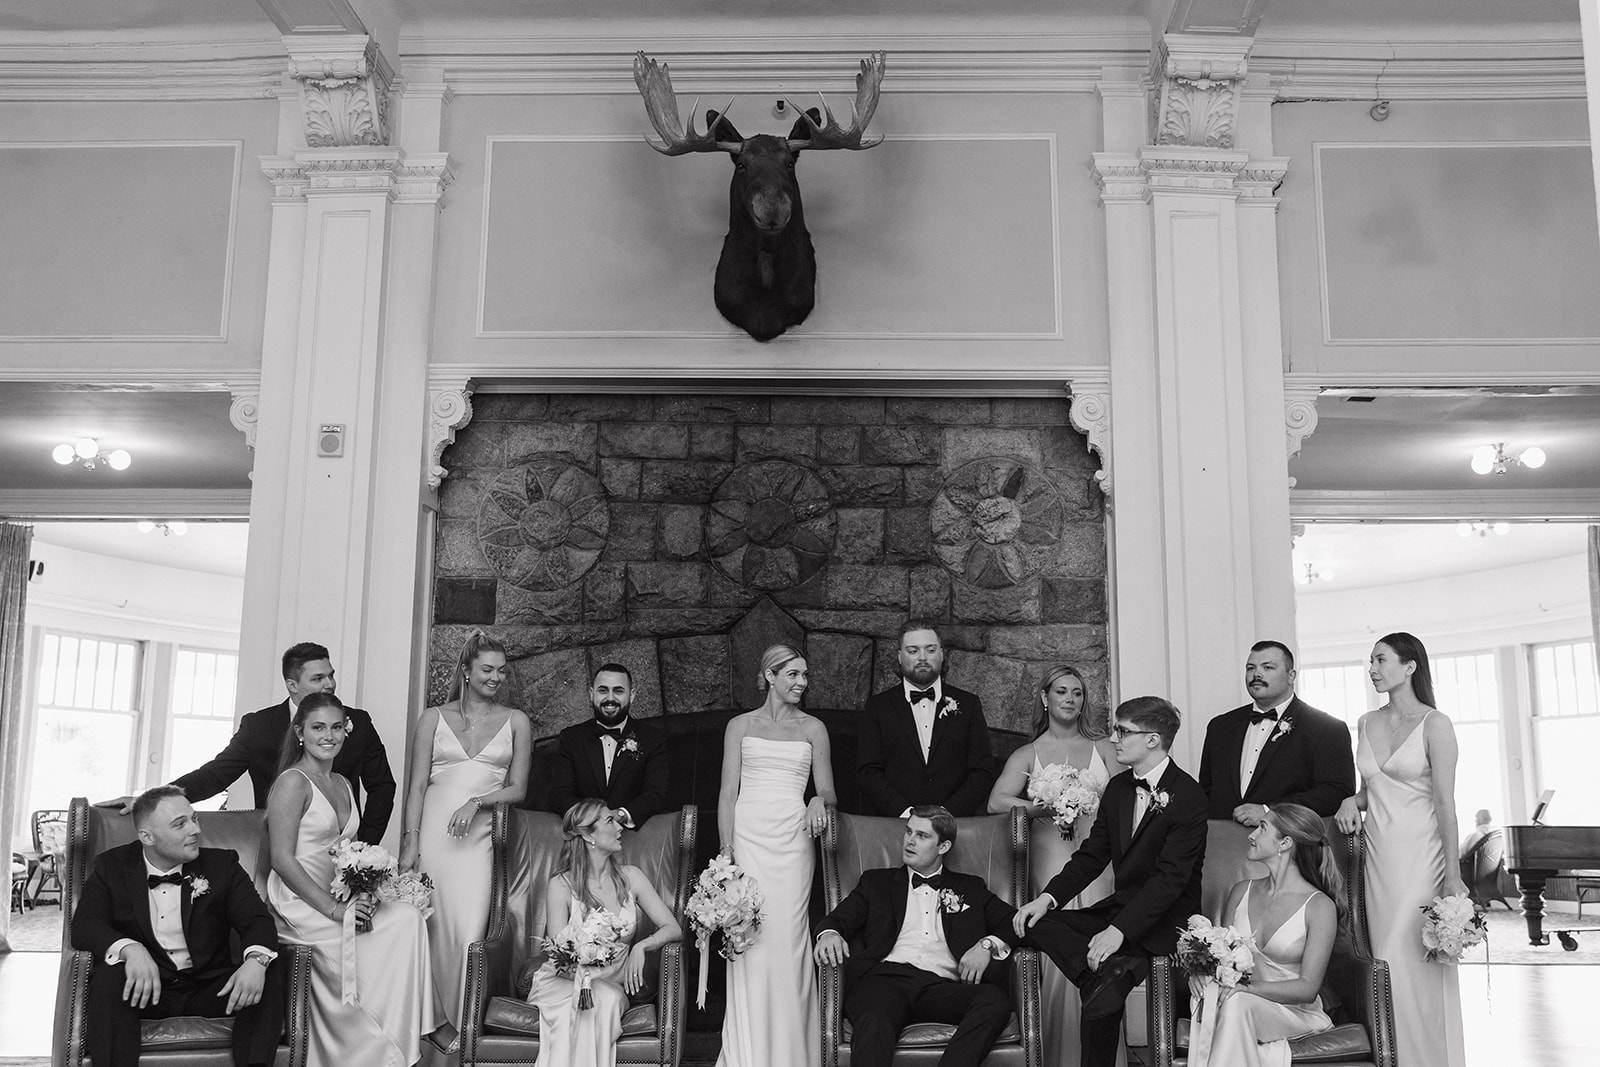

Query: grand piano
[{"left": 1503, "top": 823, "right": 1600, "bottom": 945}]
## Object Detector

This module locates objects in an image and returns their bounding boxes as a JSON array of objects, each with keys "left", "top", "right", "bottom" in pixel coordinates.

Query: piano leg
[{"left": 1512, "top": 870, "right": 1551, "bottom": 946}]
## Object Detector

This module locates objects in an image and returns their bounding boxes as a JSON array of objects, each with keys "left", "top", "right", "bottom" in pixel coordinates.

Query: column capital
[
  {"left": 427, "top": 377, "right": 476, "bottom": 491},
  {"left": 1151, "top": 33, "right": 1252, "bottom": 150},
  {"left": 257, "top": 149, "right": 454, "bottom": 204},
  {"left": 1066, "top": 374, "right": 1112, "bottom": 505},
  {"left": 283, "top": 32, "right": 394, "bottom": 149}
]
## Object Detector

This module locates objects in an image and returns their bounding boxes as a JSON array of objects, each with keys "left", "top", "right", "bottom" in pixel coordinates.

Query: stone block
[
  {"left": 440, "top": 421, "right": 503, "bottom": 469},
  {"left": 1045, "top": 523, "right": 1108, "bottom": 578},
  {"left": 993, "top": 397, "right": 1072, "bottom": 426},
  {"left": 437, "top": 467, "right": 493, "bottom": 522},
  {"left": 434, "top": 578, "right": 497, "bottom": 625},
  {"left": 952, "top": 581, "right": 1042, "bottom": 624},
  {"left": 869, "top": 637, "right": 903, "bottom": 694},
  {"left": 470, "top": 394, "right": 549, "bottom": 421},
  {"left": 908, "top": 565, "right": 951, "bottom": 619},
  {"left": 600, "top": 503, "right": 657, "bottom": 562},
  {"left": 938, "top": 625, "right": 987, "bottom": 654},
  {"left": 791, "top": 610, "right": 909, "bottom": 644},
  {"left": 884, "top": 508, "right": 930, "bottom": 565},
  {"left": 707, "top": 570, "right": 764, "bottom": 608},
  {"left": 1041, "top": 577, "right": 1107, "bottom": 623},
  {"left": 945, "top": 650, "right": 1030, "bottom": 731},
  {"left": 585, "top": 564, "right": 626, "bottom": 621},
  {"left": 629, "top": 608, "right": 747, "bottom": 638},
  {"left": 512, "top": 647, "right": 594, "bottom": 734},
  {"left": 640, "top": 460, "right": 734, "bottom": 503},
  {"left": 436, "top": 519, "right": 492, "bottom": 576},
  {"left": 659, "top": 636, "right": 733, "bottom": 715},
  {"left": 600, "top": 422, "right": 691, "bottom": 459},
  {"left": 546, "top": 395, "right": 654, "bottom": 422},
  {"left": 432, "top": 623, "right": 629, "bottom": 663},
  {"left": 941, "top": 427, "right": 1044, "bottom": 472},
  {"left": 902, "top": 467, "right": 943, "bottom": 506},
  {"left": 803, "top": 632, "right": 875, "bottom": 710},
  {"left": 986, "top": 624, "right": 1107, "bottom": 661},
  {"left": 497, "top": 582, "right": 585, "bottom": 625},
  {"left": 862, "top": 425, "right": 941, "bottom": 465},
  {"left": 425, "top": 660, "right": 455, "bottom": 708},
  {"left": 626, "top": 562, "right": 710, "bottom": 607},
  {"left": 655, "top": 396, "right": 770, "bottom": 423},
  {"left": 818, "top": 466, "right": 902, "bottom": 507},
  {"left": 818, "top": 426, "right": 860, "bottom": 465},
  {"left": 824, "top": 565, "right": 909, "bottom": 611},
  {"left": 658, "top": 504, "right": 705, "bottom": 561},
  {"left": 769, "top": 568, "right": 830, "bottom": 608},
  {"left": 885, "top": 397, "right": 992, "bottom": 425},
  {"left": 833, "top": 509, "right": 884, "bottom": 564},
  {"left": 770, "top": 396, "right": 886, "bottom": 425},
  {"left": 729, "top": 598, "right": 808, "bottom": 708},
  {"left": 504, "top": 422, "right": 599, "bottom": 465},
  {"left": 736, "top": 425, "right": 817, "bottom": 463},
  {"left": 690, "top": 424, "right": 735, "bottom": 461},
  {"left": 1039, "top": 471, "right": 1095, "bottom": 516},
  {"left": 600, "top": 458, "right": 641, "bottom": 500},
  {"left": 586, "top": 637, "right": 662, "bottom": 718},
  {"left": 1043, "top": 424, "right": 1099, "bottom": 469}
]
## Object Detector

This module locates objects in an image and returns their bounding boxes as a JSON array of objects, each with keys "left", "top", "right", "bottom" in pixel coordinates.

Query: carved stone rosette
[
  {"left": 285, "top": 34, "right": 393, "bottom": 149},
  {"left": 427, "top": 379, "right": 475, "bottom": 491}
]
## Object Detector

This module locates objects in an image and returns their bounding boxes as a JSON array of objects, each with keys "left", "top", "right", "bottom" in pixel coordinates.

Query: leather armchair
[
  {"left": 818, "top": 809, "right": 1043, "bottom": 1067},
  {"left": 52, "top": 797, "right": 312, "bottom": 1067},
  {"left": 460, "top": 804, "right": 695, "bottom": 1067},
  {"left": 1146, "top": 819, "right": 1397, "bottom": 1067}
]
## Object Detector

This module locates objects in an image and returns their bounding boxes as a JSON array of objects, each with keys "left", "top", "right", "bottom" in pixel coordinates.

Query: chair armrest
[
  {"left": 459, "top": 922, "right": 522, "bottom": 1065},
  {"left": 53, "top": 948, "right": 92, "bottom": 1067},
  {"left": 1008, "top": 947, "right": 1043, "bottom": 1067},
  {"left": 1146, "top": 954, "right": 1177, "bottom": 1067},
  {"left": 655, "top": 940, "right": 686, "bottom": 1067},
  {"left": 281, "top": 944, "right": 313, "bottom": 1067},
  {"left": 1324, "top": 951, "right": 1397, "bottom": 1067},
  {"left": 819, "top": 959, "right": 844, "bottom": 1067}
]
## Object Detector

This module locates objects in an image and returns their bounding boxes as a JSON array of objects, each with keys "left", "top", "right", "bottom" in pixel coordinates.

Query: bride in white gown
[{"left": 714, "top": 645, "right": 837, "bottom": 1067}]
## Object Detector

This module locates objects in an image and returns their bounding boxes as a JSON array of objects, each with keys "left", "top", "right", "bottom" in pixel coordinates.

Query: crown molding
[
  {"left": 1254, "top": 48, "right": 1584, "bottom": 101},
  {"left": 1283, "top": 371, "right": 1600, "bottom": 389},
  {"left": 1290, "top": 488, "right": 1600, "bottom": 522},
  {"left": 0, "top": 55, "right": 285, "bottom": 102},
  {"left": 0, "top": 489, "right": 252, "bottom": 520},
  {"left": 0, "top": 368, "right": 260, "bottom": 390}
]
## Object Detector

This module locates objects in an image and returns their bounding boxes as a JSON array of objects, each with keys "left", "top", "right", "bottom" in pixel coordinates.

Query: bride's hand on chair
[
  {"left": 623, "top": 943, "right": 648, "bottom": 995},
  {"left": 806, "top": 797, "right": 828, "bottom": 837}
]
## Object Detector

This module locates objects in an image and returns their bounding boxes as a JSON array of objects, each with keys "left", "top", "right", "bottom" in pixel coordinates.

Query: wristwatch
[{"left": 245, "top": 953, "right": 272, "bottom": 969}]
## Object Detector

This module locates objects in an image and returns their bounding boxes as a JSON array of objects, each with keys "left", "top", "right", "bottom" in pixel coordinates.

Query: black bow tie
[
  {"left": 911, "top": 872, "right": 943, "bottom": 891},
  {"left": 1134, "top": 778, "right": 1154, "bottom": 794},
  {"left": 1249, "top": 709, "right": 1280, "bottom": 725},
  {"left": 147, "top": 873, "right": 184, "bottom": 890},
  {"left": 909, "top": 689, "right": 935, "bottom": 705},
  {"left": 596, "top": 723, "right": 627, "bottom": 741}
]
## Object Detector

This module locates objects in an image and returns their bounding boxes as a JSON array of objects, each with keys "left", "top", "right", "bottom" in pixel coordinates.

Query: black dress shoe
[{"left": 1079, "top": 954, "right": 1148, "bottom": 1020}]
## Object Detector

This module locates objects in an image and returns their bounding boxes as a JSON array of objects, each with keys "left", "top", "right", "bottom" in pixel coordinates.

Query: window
[
  {"left": 1297, "top": 663, "right": 1370, "bottom": 728},
  {"left": 26, "top": 632, "right": 141, "bottom": 816},
  {"left": 167, "top": 649, "right": 239, "bottom": 808},
  {"left": 1531, "top": 639, "right": 1600, "bottom": 823},
  {"left": 1532, "top": 640, "right": 1599, "bottom": 718},
  {"left": 1430, "top": 651, "right": 1504, "bottom": 824}
]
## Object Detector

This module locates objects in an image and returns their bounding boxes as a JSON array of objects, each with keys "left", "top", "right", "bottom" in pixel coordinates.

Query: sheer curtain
[{"left": 0, "top": 522, "right": 34, "bottom": 952}]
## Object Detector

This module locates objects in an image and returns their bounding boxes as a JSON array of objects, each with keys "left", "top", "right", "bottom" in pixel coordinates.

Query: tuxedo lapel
[
  {"left": 122, "top": 852, "right": 159, "bottom": 952},
  {"left": 890, "top": 869, "right": 910, "bottom": 941},
  {"left": 1220, "top": 711, "right": 1250, "bottom": 799},
  {"left": 179, "top": 864, "right": 194, "bottom": 935},
  {"left": 1115, "top": 777, "right": 1136, "bottom": 854},
  {"left": 898, "top": 696, "right": 930, "bottom": 765},
  {"left": 1244, "top": 711, "right": 1291, "bottom": 798},
  {"left": 584, "top": 726, "right": 608, "bottom": 791}
]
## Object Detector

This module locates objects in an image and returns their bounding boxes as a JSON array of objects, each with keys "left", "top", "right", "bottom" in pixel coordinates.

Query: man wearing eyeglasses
[{"left": 1011, "top": 696, "right": 1206, "bottom": 1067}]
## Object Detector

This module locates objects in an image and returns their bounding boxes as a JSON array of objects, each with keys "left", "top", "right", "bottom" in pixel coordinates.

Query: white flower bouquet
[
  {"left": 328, "top": 839, "right": 396, "bottom": 900},
  {"left": 1027, "top": 763, "right": 1105, "bottom": 840},
  {"left": 1420, "top": 893, "right": 1486, "bottom": 963},
  {"left": 542, "top": 907, "right": 633, "bottom": 1009},
  {"left": 1174, "top": 914, "right": 1255, "bottom": 988},
  {"left": 685, "top": 854, "right": 764, "bottom": 1007},
  {"left": 375, "top": 870, "right": 435, "bottom": 920}
]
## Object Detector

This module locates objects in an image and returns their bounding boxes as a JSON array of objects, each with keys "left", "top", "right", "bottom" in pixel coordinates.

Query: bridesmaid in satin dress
[
  {"left": 988, "top": 665, "right": 1120, "bottom": 1067},
  {"left": 399, "top": 630, "right": 530, "bottom": 1053},
  {"left": 1337, "top": 632, "right": 1468, "bottom": 1067}
]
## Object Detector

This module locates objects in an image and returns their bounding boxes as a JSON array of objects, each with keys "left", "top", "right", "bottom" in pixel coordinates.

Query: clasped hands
[
  {"left": 117, "top": 942, "right": 267, "bottom": 1013},
  {"left": 812, "top": 930, "right": 995, "bottom": 983}
]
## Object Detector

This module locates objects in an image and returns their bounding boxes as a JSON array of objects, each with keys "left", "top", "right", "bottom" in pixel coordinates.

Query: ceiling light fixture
[
  {"left": 1457, "top": 521, "right": 1511, "bottom": 539},
  {"left": 136, "top": 521, "right": 187, "bottom": 537},
  {"left": 1470, "top": 442, "right": 1545, "bottom": 476},
  {"left": 51, "top": 437, "right": 131, "bottom": 472},
  {"left": 1295, "top": 562, "right": 1334, "bottom": 585}
]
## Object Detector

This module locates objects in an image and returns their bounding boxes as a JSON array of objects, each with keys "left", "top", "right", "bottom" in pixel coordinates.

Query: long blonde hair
[
  {"left": 558, "top": 799, "right": 632, "bottom": 912},
  {"left": 1033, "top": 664, "right": 1108, "bottom": 741},
  {"left": 448, "top": 629, "right": 510, "bottom": 703}
]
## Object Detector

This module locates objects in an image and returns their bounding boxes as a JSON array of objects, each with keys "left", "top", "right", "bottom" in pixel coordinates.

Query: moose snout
[{"left": 747, "top": 189, "right": 793, "bottom": 233}]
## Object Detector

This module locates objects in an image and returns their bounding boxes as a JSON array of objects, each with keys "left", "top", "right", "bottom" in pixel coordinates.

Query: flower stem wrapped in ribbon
[
  {"left": 1175, "top": 914, "right": 1256, "bottom": 1065},
  {"left": 542, "top": 908, "right": 632, "bottom": 1009},
  {"left": 1420, "top": 893, "right": 1486, "bottom": 963},
  {"left": 684, "top": 854, "right": 764, "bottom": 1009},
  {"left": 328, "top": 840, "right": 398, "bottom": 1003}
]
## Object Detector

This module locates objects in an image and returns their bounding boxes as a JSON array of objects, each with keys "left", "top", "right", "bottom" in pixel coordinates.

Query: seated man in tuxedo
[
  {"left": 103, "top": 642, "right": 396, "bottom": 845},
  {"left": 1198, "top": 640, "right": 1355, "bottom": 826},
  {"left": 856, "top": 619, "right": 996, "bottom": 817},
  {"left": 814, "top": 806, "right": 1017, "bottom": 1067},
  {"left": 72, "top": 786, "right": 285, "bottom": 1067},
  {"left": 546, "top": 662, "right": 668, "bottom": 828},
  {"left": 1014, "top": 696, "right": 1207, "bottom": 1067}
]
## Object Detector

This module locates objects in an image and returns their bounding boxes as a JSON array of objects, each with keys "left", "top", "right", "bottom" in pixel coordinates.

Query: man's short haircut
[
  {"left": 909, "top": 804, "right": 957, "bottom": 846},
  {"left": 1115, "top": 695, "right": 1182, "bottom": 751},
  {"left": 1249, "top": 640, "right": 1296, "bottom": 671},
  {"left": 591, "top": 662, "right": 633, "bottom": 687},
  {"left": 282, "top": 642, "right": 332, "bottom": 681},
  {"left": 899, "top": 618, "right": 943, "bottom": 645},
  {"left": 132, "top": 784, "right": 189, "bottom": 828}
]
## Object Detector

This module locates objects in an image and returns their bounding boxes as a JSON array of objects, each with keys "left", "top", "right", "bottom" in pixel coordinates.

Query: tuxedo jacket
[
  {"left": 855, "top": 684, "right": 996, "bottom": 817},
  {"left": 817, "top": 866, "right": 1017, "bottom": 989},
  {"left": 546, "top": 717, "right": 670, "bottom": 826},
  {"left": 1040, "top": 762, "right": 1207, "bottom": 958},
  {"left": 1198, "top": 696, "right": 1355, "bottom": 820},
  {"left": 171, "top": 699, "right": 396, "bottom": 845},
  {"left": 72, "top": 842, "right": 280, "bottom": 982}
]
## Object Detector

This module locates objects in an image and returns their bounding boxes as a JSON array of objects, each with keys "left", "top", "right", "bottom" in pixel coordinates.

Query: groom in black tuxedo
[
  {"left": 546, "top": 663, "right": 669, "bottom": 827},
  {"left": 1015, "top": 696, "right": 1207, "bottom": 1067},
  {"left": 815, "top": 806, "right": 1018, "bottom": 1067},
  {"left": 856, "top": 620, "right": 996, "bottom": 817},
  {"left": 1199, "top": 640, "right": 1355, "bottom": 825},
  {"left": 72, "top": 786, "right": 285, "bottom": 1067}
]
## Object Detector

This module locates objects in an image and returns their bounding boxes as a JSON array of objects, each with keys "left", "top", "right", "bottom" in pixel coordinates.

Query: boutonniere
[
  {"left": 937, "top": 697, "right": 961, "bottom": 720},
  {"left": 1269, "top": 718, "right": 1294, "bottom": 742},
  {"left": 188, "top": 875, "right": 210, "bottom": 899},
  {"left": 938, "top": 888, "right": 969, "bottom": 914},
  {"left": 619, "top": 736, "right": 641, "bottom": 758},
  {"left": 1147, "top": 790, "right": 1170, "bottom": 815}
]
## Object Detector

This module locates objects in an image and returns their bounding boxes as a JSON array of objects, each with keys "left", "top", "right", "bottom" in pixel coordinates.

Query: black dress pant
[
  {"left": 844, "top": 962, "right": 1012, "bottom": 1067},
  {"left": 1021, "top": 903, "right": 1144, "bottom": 1067},
  {"left": 87, "top": 959, "right": 285, "bottom": 1067}
]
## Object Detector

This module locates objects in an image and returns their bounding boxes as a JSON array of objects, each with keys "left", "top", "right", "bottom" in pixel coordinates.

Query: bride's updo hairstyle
[
  {"left": 275, "top": 692, "right": 347, "bottom": 777},
  {"left": 1263, "top": 802, "right": 1348, "bottom": 936},
  {"left": 558, "top": 799, "right": 631, "bottom": 912},
  {"left": 1033, "top": 664, "right": 1108, "bottom": 741},
  {"left": 756, "top": 644, "right": 804, "bottom": 693},
  {"left": 447, "top": 628, "right": 511, "bottom": 703}
]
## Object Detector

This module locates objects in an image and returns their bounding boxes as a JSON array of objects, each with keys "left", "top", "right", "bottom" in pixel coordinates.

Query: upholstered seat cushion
[
  {"left": 1175, "top": 1019, "right": 1372, "bottom": 1062},
  {"left": 138, "top": 1017, "right": 236, "bottom": 1049},
  {"left": 484, "top": 996, "right": 658, "bottom": 1038},
  {"left": 841, "top": 1013, "right": 1020, "bottom": 1047}
]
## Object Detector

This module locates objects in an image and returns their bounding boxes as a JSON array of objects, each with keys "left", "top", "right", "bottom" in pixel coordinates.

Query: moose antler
[
  {"left": 787, "top": 51, "right": 887, "bottom": 151},
  {"left": 633, "top": 51, "right": 742, "bottom": 155}
]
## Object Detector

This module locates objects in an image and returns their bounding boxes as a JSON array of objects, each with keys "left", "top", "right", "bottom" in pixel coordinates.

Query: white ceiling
[
  {"left": 29, "top": 521, "right": 250, "bottom": 578},
  {"left": 1293, "top": 520, "right": 1590, "bottom": 592}
]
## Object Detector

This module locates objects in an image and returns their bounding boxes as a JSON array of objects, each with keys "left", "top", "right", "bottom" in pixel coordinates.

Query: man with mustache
[
  {"left": 546, "top": 663, "right": 669, "bottom": 828},
  {"left": 1198, "top": 640, "right": 1355, "bottom": 825}
]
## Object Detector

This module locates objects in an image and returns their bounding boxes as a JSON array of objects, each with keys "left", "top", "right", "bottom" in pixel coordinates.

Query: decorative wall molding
[
  {"left": 1151, "top": 33, "right": 1253, "bottom": 149},
  {"left": 283, "top": 33, "right": 394, "bottom": 148},
  {"left": 1066, "top": 377, "right": 1111, "bottom": 502},
  {"left": 1139, "top": 146, "right": 1249, "bottom": 191},
  {"left": 1237, "top": 156, "right": 1289, "bottom": 200},
  {"left": 228, "top": 392, "right": 260, "bottom": 451},
  {"left": 1290, "top": 488, "right": 1600, "bottom": 522},
  {"left": 0, "top": 368, "right": 259, "bottom": 389},
  {"left": 0, "top": 489, "right": 252, "bottom": 520},
  {"left": 1283, "top": 385, "right": 1320, "bottom": 461},
  {"left": 258, "top": 149, "right": 453, "bottom": 203},
  {"left": 427, "top": 377, "right": 476, "bottom": 491}
]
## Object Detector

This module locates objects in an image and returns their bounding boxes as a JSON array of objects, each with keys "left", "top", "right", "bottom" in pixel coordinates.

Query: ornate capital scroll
[
  {"left": 1284, "top": 385, "right": 1321, "bottom": 463},
  {"left": 1066, "top": 378, "right": 1112, "bottom": 505},
  {"left": 427, "top": 378, "right": 476, "bottom": 491},
  {"left": 284, "top": 33, "right": 393, "bottom": 149},
  {"left": 228, "top": 392, "right": 260, "bottom": 451},
  {"left": 1151, "top": 34, "right": 1252, "bottom": 149}
]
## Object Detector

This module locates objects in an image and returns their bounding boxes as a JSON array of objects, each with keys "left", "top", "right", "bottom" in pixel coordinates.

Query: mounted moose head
[{"left": 633, "top": 51, "right": 887, "bottom": 342}]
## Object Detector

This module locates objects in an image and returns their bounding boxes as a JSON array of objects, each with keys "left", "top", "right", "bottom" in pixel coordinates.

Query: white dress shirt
[
  {"left": 883, "top": 866, "right": 961, "bottom": 980},
  {"left": 903, "top": 678, "right": 944, "bottom": 762},
  {"left": 1239, "top": 700, "right": 1290, "bottom": 792},
  {"left": 106, "top": 857, "right": 276, "bottom": 971},
  {"left": 1132, "top": 757, "right": 1172, "bottom": 830}
]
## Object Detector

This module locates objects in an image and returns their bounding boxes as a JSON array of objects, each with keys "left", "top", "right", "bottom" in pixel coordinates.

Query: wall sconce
[
  {"left": 51, "top": 437, "right": 131, "bottom": 471},
  {"left": 1457, "top": 522, "right": 1510, "bottom": 539},
  {"left": 1295, "top": 562, "right": 1334, "bottom": 585},
  {"left": 137, "top": 521, "right": 187, "bottom": 537},
  {"left": 1471, "top": 442, "right": 1545, "bottom": 476}
]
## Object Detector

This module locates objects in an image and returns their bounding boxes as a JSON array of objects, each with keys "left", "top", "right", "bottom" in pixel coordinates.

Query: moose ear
[
  {"left": 707, "top": 110, "right": 742, "bottom": 143},
  {"left": 787, "top": 108, "right": 822, "bottom": 144}
]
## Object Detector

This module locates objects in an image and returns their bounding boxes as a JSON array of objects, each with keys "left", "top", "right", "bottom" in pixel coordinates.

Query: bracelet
[
  {"left": 402, "top": 829, "right": 420, "bottom": 837},
  {"left": 471, "top": 796, "right": 484, "bottom": 809}
]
